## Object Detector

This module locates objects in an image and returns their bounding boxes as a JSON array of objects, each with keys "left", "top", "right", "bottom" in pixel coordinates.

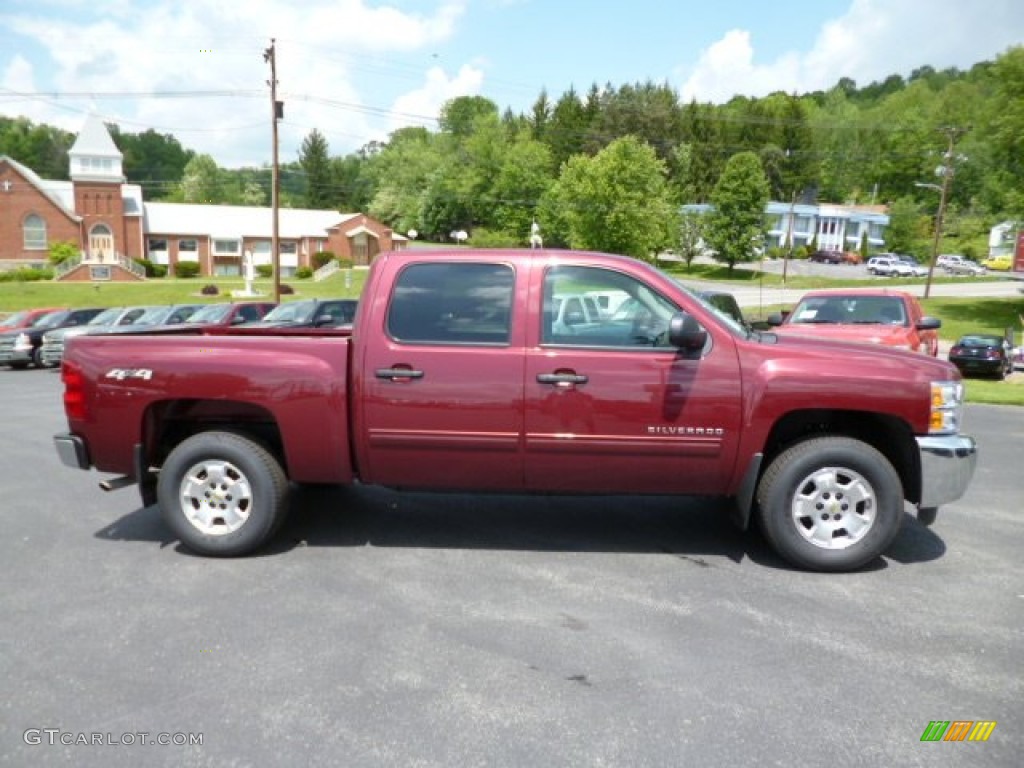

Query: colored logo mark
[{"left": 920, "top": 720, "right": 997, "bottom": 742}]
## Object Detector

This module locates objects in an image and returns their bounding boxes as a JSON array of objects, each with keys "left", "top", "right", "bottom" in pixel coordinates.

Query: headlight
[
  {"left": 14, "top": 333, "right": 31, "bottom": 350},
  {"left": 930, "top": 380, "right": 964, "bottom": 434}
]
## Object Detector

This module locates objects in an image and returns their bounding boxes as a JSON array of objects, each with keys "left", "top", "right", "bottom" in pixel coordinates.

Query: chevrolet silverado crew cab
[{"left": 53, "top": 249, "right": 977, "bottom": 572}]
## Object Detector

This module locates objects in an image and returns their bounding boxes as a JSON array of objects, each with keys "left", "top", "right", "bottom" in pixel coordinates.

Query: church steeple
[{"left": 69, "top": 113, "right": 124, "bottom": 183}]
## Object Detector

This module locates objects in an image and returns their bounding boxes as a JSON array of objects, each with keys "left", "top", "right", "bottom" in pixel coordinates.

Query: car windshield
[
  {"left": 87, "top": 307, "right": 125, "bottom": 325},
  {"left": 0, "top": 310, "right": 30, "bottom": 329},
  {"left": 129, "top": 306, "right": 173, "bottom": 324},
  {"left": 261, "top": 300, "right": 316, "bottom": 323},
  {"left": 186, "top": 304, "right": 232, "bottom": 323},
  {"left": 790, "top": 296, "right": 907, "bottom": 325},
  {"left": 33, "top": 310, "right": 71, "bottom": 329},
  {"left": 27, "top": 310, "right": 66, "bottom": 329}
]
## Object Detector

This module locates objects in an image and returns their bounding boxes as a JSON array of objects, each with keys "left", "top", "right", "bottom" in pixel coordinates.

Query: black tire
[
  {"left": 157, "top": 431, "right": 289, "bottom": 556},
  {"left": 756, "top": 436, "right": 903, "bottom": 572}
]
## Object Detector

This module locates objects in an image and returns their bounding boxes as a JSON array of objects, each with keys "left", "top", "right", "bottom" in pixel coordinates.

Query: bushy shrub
[
  {"left": 335, "top": 256, "right": 353, "bottom": 269},
  {"left": 201, "top": 284, "right": 220, "bottom": 295},
  {"left": 0, "top": 267, "right": 53, "bottom": 282},
  {"left": 295, "top": 266, "right": 313, "bottom": 279},
  {"left": 151, "top": 264, "right": 168, "bottom": 278},
  {"left": 49, "top": 240, "right": 80, "bottom": 265},
  {"left": 312, "top": 251, "right": 335, "bottom": 270},
  {"left": 279, "top": 283, "right": 295, "bottom": 295},
  {"left": 256, "top": 264, "right": 274, "bottom": 279},
  {"left": 174, "top": 261, "right": 201, "bottom": 278}
]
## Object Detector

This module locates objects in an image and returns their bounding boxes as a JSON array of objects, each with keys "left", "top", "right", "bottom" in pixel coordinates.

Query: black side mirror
[
  {"left": 766, "top": 313, "right": 785, "bottom": 326},
  {"left": 668, "top": 312, "right": 708, "bottom": 351},
  {"left": 313, "top": 314, "right": 335, "bottom": 327},
  {"left": 917, "top": 316, "right": 942, "bottom": 330}
]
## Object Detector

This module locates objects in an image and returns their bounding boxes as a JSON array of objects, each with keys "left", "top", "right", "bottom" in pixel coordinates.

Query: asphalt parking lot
[{"left": 1, "top": 368, "right": 1021, "bottom": 767}]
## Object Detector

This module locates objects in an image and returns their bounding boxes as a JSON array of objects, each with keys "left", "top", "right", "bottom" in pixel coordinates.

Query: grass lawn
[{"left": 2, "top": 262, "right": 1021, "bottom": 405}]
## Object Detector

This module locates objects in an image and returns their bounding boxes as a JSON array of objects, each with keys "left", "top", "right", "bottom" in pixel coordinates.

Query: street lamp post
[{"left": 916, "top": 178, "right": 949, "bottom": 300}]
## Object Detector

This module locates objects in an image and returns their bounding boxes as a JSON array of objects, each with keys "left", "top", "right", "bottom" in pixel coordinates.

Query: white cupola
[{"left": 69, "top": 113, "right": 125, "bottom": 183}]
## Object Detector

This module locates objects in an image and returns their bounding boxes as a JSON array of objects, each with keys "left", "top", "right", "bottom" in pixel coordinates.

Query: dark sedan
[
  {"left": 948, "top": 334, "right": 1014, "bottom": 379},
  {"left": 808, "top": 249, "right": 843, "bottom": 264}
]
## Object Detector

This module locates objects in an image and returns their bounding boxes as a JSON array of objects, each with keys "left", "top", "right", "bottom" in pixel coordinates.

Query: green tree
[
  {"left": 704, "top": 151, "right": 770, "bottom": 272},
  {"left": 299, "top": 129, "right": 332, "bottom": 209},
  {"left": 179, "top": 154, "right": 222, "bottom": 203},
  {"left": 438, "top": 96, "right": 500, "bottom": 137},
  {"left": 676, "top": 209, "right": 707, "bottom": 271},
  {"left": 883, "top": 196, "right": 924, "bottom": 254},
  {"left": 48, "top": 240, "right": 79, "bottom": 265},
  {"left": 542, "top": 136, "right": 676, "bottom": 260}
]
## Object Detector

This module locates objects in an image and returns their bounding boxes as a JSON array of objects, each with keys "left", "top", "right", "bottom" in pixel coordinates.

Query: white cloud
[
  {"left": 387, "top": 63, "right": 485, "bottom": 134},
  {"left": 0, "top": 1, "right": 470, "bottom": 166},
  {"left": 681, "top": 0, "right": 1024, "bottom": 102}
]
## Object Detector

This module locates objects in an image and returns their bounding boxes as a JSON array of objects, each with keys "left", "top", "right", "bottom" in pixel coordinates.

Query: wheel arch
[{"left": 760, "top": 408, "right": 920, "bottom": 503}]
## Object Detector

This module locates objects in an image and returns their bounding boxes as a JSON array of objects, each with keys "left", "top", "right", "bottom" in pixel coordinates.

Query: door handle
[
  {"left": 537, "top": 372, "right": 588, "bottom": 386},
  {"left": 375, "top": 368, "right": 424, "bottom": 380}
]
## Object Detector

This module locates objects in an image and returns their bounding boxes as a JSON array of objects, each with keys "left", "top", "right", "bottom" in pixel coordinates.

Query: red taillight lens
[
  {"left": 61, "top": 362, "right": 87, "bottom": 420},
  {"left": 950, "top": 346, "right": 962, "bottom": 355}
]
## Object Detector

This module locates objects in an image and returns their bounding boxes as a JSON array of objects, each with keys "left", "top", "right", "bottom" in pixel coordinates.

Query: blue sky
[{"left": 1, "top": 0, "right": 1022, "bottom": 168}]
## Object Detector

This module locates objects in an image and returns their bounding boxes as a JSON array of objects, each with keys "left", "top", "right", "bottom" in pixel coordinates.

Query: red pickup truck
[{"left": 53, "top": 249, "right": 977, "bottom": 572}]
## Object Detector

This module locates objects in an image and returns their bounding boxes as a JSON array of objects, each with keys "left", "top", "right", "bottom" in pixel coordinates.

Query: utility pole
[
  {"left": 263, "top": 39, "right": 282, "bottom": 303},
  {"left": 923, "top": 125, "right": 968, "bottom": 299},
  {"left": 782, "top": 190, "right": 797, "bottom": 286}
]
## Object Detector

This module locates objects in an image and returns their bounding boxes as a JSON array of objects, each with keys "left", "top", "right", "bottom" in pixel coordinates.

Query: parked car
[
  {"left": 767, "top": 288, "right": 941, "bottom": 355},
  {"left": 182, "top": 302, "right": 277, "bottom": 329},
  {"left": 94, "top": 303, "right": 204, "bottom": 334},
  {"left": 948, "top": 334, "right": 1014, "bottom": 379},
  {"left": 981, "top": 254, "right": 1014, "bottom": 271},
  {"left": 0, "top": 307, "right": 104, "bottom": 369},
  {"left": 696, "top": 289, "right": 747, "bottom": 329},
  {"left": 938, "top": 254, "right": 987, "bottom": 276},
  {"left": 234, "top": 299, "right": 358, "bottom": 329},
  {"left": 808, "top": 249, "right": 843, "bottom": 264},
  {"left": 0, "top": 307, "right": 67, "bottom": 333},
  {"left": 892, "top": 255, "right": 929, "bottom": 277}
]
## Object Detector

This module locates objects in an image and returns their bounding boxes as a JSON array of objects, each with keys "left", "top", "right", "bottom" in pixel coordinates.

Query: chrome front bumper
[{"left": 916, "top": 433, "right": 977, "bottom": 509}]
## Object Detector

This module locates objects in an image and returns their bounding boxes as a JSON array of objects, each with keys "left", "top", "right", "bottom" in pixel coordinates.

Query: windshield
[
  {"left": 260, "top": 300, "right": 316, "bottom": 323},
  {"left": 87, "top": 307, "right": 125, "bottom": 325},
  {"left": 126, "top": 306, "right": 172, "bottom": 324},
  {"left": 789, "top": 295, "right": 907, "bottom": 325},
  {"left": 0, "top": 310, "right": 29, "bottom": 329},
  {"left": 186, "top": 304, "right": 232, "bottom": 323},
  {"left": 33, "top": 310, "right": 71, "bottom": 329}
]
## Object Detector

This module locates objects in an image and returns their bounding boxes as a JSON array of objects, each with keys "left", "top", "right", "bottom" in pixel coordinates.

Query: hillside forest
[{"left": 2, "top": 46, "right": 1022, "bottom": 264}]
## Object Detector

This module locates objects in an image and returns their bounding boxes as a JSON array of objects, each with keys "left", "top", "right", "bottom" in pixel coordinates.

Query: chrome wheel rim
[
  {"left": 178, "top": 459, "right": 253, "bottom": 535},
  {"left": 790, "top": 466, "right": 876, "bottom": 550}
]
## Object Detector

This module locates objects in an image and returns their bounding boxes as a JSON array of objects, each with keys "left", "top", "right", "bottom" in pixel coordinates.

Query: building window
[
  {"left": 23, "top": 214, "right": 46, "bottom": 250},
  {"left": 280, "top": 242, "right": 297, "bottom": 255},
  {"left": 148, "top": 238, "right": 168, "bottom": 253},
  {"left": 213, "top": 239, "right": 240, "bottom": 255},
  {"left": 178, "top": 239, "right": 197, "bottom": 252}
]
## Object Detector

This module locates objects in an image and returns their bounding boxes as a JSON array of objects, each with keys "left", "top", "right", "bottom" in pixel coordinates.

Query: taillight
[
  {"left": 62, "top": 361, "right": 87, "bottom": 420},
  {"left": 950, "top": 346, "right": 962, "bottom": 355},
  {"left": 985, "top": 349, "right": 999, "bottom": 359}
]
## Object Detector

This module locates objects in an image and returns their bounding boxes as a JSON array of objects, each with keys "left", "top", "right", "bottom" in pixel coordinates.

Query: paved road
[
  {"left": 677, "top": 259, "right": 1024, "bottom": 309},
  {"left": 1, "top": 369, "right": 1021, "bottom": 767}
]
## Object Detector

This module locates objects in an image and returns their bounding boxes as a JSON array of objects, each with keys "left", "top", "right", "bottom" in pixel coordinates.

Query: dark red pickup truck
[{"left": 54, "top": 249, "right": 977, "bottom": 571}]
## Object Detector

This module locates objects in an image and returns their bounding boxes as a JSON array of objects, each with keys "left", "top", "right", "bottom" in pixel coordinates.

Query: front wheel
[
  {"left": 157, "top": 431, "right": 289, "bottom": 556},
  {"left": 756, "top": 437, "right": 903, "bottom": 572}
]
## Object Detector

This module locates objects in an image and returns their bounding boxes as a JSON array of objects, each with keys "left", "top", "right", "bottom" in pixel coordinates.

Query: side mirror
[
  {"left": 917, "top": 316, "right": 941, "bottom": 331},
  {"left": 766, "top": 313, "right": 785, "bottom": 326},
  {"left": 313, "top": 314, "right": 335, "bottom": 327},
  {"left": 668, "top": 312, "right": 708, "bottom": 351}
]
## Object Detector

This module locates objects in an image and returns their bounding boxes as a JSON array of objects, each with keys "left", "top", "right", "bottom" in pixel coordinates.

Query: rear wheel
[
  {"left": 756, "top": 437, "right": 903, "bottom": 572},
  {"left": 157, "top": 431, "right": 289, "bottom": 556}
]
